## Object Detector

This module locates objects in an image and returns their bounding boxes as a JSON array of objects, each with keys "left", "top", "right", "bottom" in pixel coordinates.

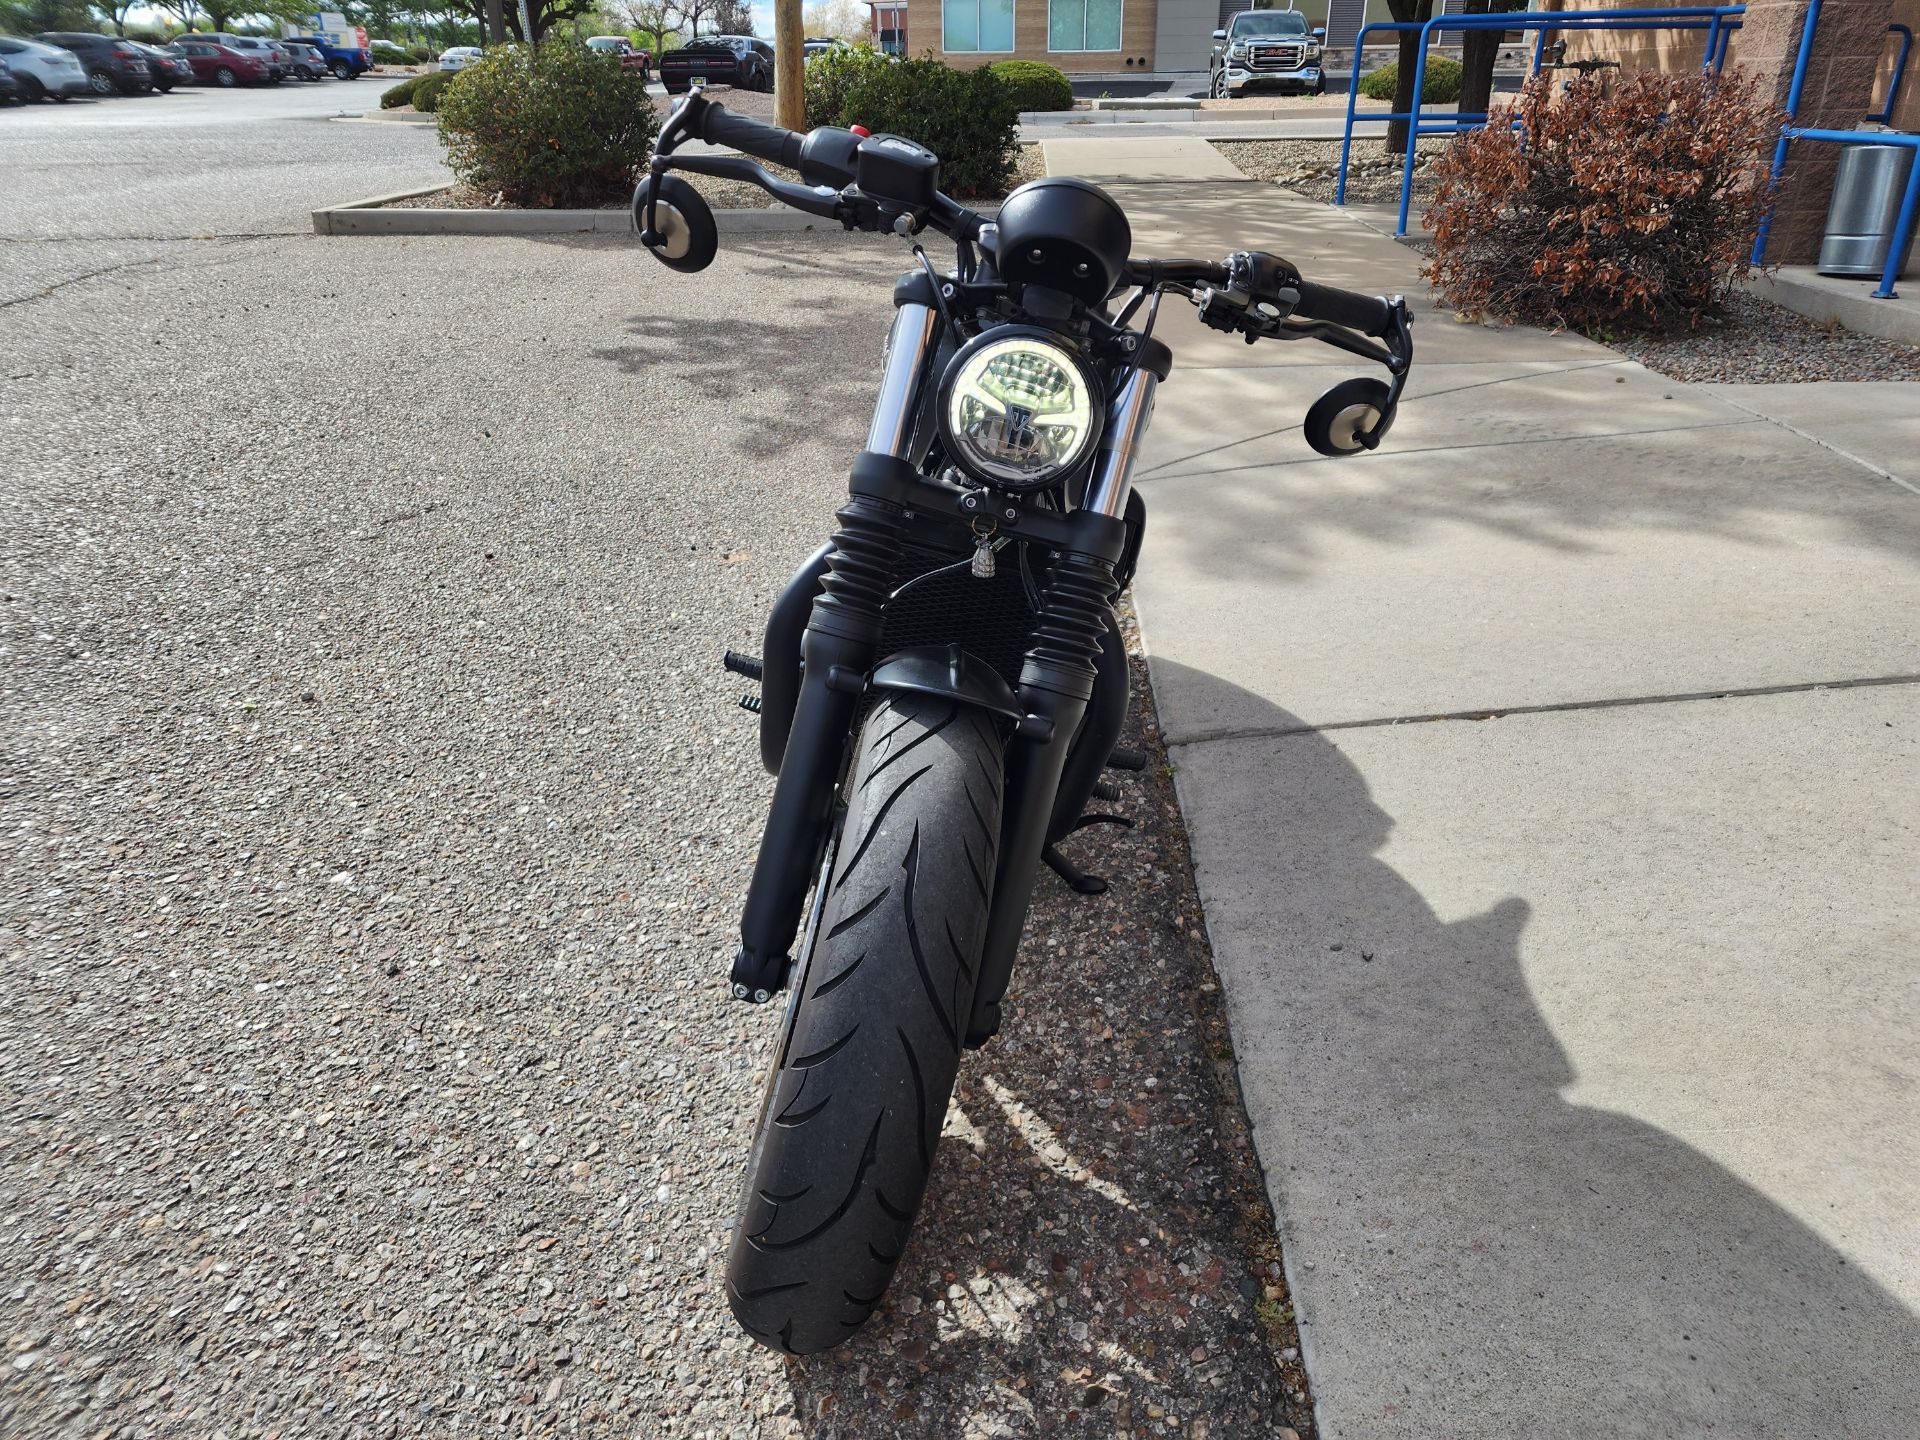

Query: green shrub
[
  {"left": 436, "top": 39, "right": 659, "bottom": 207},
  {"left": 802, "top": 40, "right": 892, "bottom": 128},
  {"left": 986, "top": 60, "right": 1072, "bottom": 113},
  {"left": 842, "top": 58, "right": 1018, "bottom": 198},
  {"left": 380, "top": 75, "right": 421, "bottom": 108},
  {"left": 1358, "top": 54, "right": 1462, "bottom": 105},
  {"left": 411, "top": 70, "right": 453, "bottom": 112}
]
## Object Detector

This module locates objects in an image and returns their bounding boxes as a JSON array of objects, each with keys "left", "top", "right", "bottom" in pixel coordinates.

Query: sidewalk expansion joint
[
  {"left": 1702, "top": 391, "right": 1920, "bottom": 499},
  {"left": 1164, "top": 672, "right": 1920, "bottom": 748}
]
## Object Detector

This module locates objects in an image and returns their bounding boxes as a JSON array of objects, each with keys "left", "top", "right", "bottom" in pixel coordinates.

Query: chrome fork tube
[
  {"left": 1083, "top": 370, "right": 1158, "bottom": 518},
  {"left": 865, "top": 303, "right": 941, "bottom": 459}
]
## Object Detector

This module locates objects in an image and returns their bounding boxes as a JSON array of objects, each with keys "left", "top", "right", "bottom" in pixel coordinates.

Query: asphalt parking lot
[{"left": 3, "top": 79, "right": 1303, "bottom": 1439}]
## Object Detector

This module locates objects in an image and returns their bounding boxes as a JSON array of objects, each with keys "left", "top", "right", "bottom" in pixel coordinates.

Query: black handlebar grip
[
  {"left": 1292, "top": 280, "right": 1395, "bottom": 338},
  {"left": 699, "top": 104, "right": 803, "bottom": 170}
]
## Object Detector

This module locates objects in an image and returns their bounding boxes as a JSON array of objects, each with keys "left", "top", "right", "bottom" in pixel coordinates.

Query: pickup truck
[
  {"left": 286, "top": 30, "right": 373, "bottom": 79},
  {"left": 1209, "top": 8, "right": 1327, "bottom": 98}
]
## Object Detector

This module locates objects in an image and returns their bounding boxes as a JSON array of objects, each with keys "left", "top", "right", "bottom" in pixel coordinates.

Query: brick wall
[
  {"left": 907, "top": 0, "right": 1160, "bottom": 72},
  {"left": 1546, "top": 0, "right": 1901, "bottom": 264}
]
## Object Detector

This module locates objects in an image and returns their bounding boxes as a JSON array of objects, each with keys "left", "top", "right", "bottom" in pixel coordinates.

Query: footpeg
[
  {"left": 723, "top": 649, "right": 764, "bottom": 681},
  {"left": 1105, "top": 746, "right": 1147, "bottom": 772}
]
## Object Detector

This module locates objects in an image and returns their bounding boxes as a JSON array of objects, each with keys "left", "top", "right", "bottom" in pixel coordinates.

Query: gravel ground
[
  {"left": 1602, "top": 290, "right": 1920, "bottom": 383},
  {"left": 1210, "top": 137, "right": 1448, "bottom": 207},
  {"left": 3, "top": 213, "right": 1309, "bottom": 1437}
]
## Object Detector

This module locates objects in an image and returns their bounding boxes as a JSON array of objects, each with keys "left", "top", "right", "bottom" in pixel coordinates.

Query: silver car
[
  {"left": 0, "top": 35, "right": 90, "bottom": 102},
  {"left": 438, "top": 46, "right": 482, "bottom": 72}
]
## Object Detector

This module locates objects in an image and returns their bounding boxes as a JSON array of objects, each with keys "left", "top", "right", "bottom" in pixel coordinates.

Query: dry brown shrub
[{"left": 1423, "top": 68, "right": 1784, "bottom": 334}]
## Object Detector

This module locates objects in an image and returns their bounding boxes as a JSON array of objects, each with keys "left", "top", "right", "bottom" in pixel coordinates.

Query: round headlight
[{"left": 938, "top": 331, "right": 1100, "bottom": 490}]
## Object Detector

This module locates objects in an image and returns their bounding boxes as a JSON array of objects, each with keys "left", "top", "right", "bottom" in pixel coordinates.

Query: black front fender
[{"left": 868, "top": 645, "right": 1022, "bottom": 723}]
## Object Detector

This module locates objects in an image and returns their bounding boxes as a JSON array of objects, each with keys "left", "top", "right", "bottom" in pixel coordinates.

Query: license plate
[{"left": 689, "top": 74, "right": 706, "bottom": 85}]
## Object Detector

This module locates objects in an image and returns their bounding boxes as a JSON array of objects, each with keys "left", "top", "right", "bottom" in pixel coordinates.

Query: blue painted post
[
  {"left": 1751, "top": 0, "right": 1826, "bottom": 267},
  {"left": 1867, "top": 25, "right": 1911, "bottom": 126},
  {"left": 1873, "top": 140, "right": 1920, "bottom": 299}
]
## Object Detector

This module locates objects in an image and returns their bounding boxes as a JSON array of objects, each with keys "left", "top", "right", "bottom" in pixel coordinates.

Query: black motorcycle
[{"left": 634, "top": 88, "right": 1414, "bottom": 1354}]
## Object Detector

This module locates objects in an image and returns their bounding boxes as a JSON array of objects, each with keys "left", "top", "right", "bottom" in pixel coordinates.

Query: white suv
[{"left": 0, "top": 35, "right": 90, "bottom": 101}]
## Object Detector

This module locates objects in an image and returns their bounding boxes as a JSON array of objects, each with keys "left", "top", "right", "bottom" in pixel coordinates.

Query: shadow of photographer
[{"left": 1150, "top": 658, "right": 1920, "bottom": 1438}]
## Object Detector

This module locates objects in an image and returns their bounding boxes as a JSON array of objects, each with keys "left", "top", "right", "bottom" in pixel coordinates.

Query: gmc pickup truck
[{"left": 1209, "top": 7, "right": 1327, "bottom": 98}]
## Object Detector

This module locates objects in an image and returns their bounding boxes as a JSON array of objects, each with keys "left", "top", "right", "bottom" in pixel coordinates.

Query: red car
[
  {"left": 167, "top": 38, "right": 270, "bottom": 88},
  {"left": 586, "top": 35, "right": 652, "bottom": 80}
]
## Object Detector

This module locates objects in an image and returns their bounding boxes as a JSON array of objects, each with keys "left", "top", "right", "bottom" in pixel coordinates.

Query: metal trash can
[{"left": 1819, "top": 143, "right": 1919, "bottom": 279}]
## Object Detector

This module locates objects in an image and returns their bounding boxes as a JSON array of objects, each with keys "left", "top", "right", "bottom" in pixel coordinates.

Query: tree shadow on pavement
[{"left": 1147, "top": 660, "right": 1920, "bottom": 1438}]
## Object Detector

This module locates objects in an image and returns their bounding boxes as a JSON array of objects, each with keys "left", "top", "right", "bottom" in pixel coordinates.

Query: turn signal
[{"left": 850, "top": 124, "right": 871, "bottom": 138}]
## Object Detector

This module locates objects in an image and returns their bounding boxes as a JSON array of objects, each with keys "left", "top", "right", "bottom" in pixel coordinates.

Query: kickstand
[
  {"left": 1043, "top": 844, "right": 1108, "bottom": 895},
  {"left": 1042, "top": 813, "right": 1135, "bottom": 896}
]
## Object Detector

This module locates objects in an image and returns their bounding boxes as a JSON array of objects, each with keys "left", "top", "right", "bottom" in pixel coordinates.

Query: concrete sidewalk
[{"left": 1082, "top": 169, "right": 1920, "bottom": 1436}]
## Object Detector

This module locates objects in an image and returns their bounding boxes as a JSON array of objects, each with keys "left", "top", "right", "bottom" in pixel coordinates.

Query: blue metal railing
[
  {"left": 1395, "top": 7, "right": 1748, "bottom": 237},
  {"left": 1334, "top": 8, "right": 1748, "bottom": 225},
  {"left": 1754, "top": 2, "right": 1918, "bottom": 299},
  {"left": 1866, "top": 23, "right": 1911, "bottom": 127}
]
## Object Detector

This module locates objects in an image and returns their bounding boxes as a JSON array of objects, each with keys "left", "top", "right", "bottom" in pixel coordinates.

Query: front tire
[
  {"left": 726, "top": 690, "right": 1004, "bottom": 1354},
  {"left": 215, "top": 67, "right": 237, "bottom": 87}
]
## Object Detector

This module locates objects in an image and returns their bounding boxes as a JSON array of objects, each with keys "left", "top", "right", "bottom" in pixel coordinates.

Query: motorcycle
[{"left": 633, "top": 88, "right": 1414, "bottom": 1354}]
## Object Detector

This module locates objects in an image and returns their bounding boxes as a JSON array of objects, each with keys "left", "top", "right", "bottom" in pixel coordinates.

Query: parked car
[
  {"left": 34, "top": 31, "right": 153, "bottom": 95},
  {"left": 129, "top": 41, "right": 193, "bottom": 91},
  {"left": 0, "top": 56, "right": 18, "bottom": 105},
  {"left": 585, "top": 34, "right": 651, "bottom": 80},
  {"left": 660, "top": 35, "right": 772, "bottom": 94},
  {"left": 369, "top": 38, "right": 415, "bottom": 64},
  {"left": 167, "top": 38, "right": 269, "bottom": 88},
  {"left": 1209, "top": 8, "right": 1326, "bottom": 98},
  {"left": 0, "top": 35, "right": 90, "bottom": 101},
  {"left": 278, "top": 39, "right": 328, "bottom": 81},
  {"left": 803, "top": 36, "right": 850, "bottom": 62},
  {"left": 437, "top": 45, "right": 482, "bottom": 72},
  {"left": 226, "top": 37, "right": 290, "bottom": 80},
  {"left": 285, "top": 31, "right": 373, "bottom": 79}
]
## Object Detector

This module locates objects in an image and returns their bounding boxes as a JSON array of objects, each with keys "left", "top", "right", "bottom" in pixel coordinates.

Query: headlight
[
  {"left": 1228, "top": 41, "right": 1248, "bottom": 59},
  {"left": 938, "top": 331, "right": 1101, "bottom": 490}
]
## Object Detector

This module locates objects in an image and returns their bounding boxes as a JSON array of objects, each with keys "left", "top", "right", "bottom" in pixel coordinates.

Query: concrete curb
[
  {"left": 313, "top": 193, "right": 999, "bottom": 238},
  {"left": 339, "top": 108, "right": 436, "bottom": 125},
  {"left": 1745, "top": 267, "right": 1920, "bottom": 348}
]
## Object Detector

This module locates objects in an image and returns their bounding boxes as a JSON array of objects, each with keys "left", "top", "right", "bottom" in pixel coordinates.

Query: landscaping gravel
[
  {"left": 1211, "top": 137, "right": 1449, "bottom": 206},
  {"left": 3, "top": 217, "right": 1308, "bottom": 1438},
  {"left": 1602, "top": 290, "right": 1920, "bottom": 383}
]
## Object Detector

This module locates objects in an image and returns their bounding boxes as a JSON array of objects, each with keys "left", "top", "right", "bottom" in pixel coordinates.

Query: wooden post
[{"left": 775, "top": 0, "right": 805, "bottom": 131}]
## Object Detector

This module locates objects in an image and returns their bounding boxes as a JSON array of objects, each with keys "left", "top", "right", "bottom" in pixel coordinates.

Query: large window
[
  {"left": 943, "top": 0, "right": 1014, "bottom": 52},
  {"left": 1049, "top": 0, "right": 1122, "bottom": 52}
]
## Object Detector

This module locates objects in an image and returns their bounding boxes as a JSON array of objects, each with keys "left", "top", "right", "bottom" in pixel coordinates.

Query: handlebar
[
  {"left": 1291, "top": 280, "right": 1396, "bottom": 340},
  {"left": 697, "top": 103, "right": 804, "bottom": 172}
]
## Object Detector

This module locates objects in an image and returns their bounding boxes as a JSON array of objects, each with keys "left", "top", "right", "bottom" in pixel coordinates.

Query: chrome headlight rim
[{"left": 935, "top": 326, "right": 1105, "bottom": 493}]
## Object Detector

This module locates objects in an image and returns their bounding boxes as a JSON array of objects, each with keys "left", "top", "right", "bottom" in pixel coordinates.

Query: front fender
[{"left": 868, "top": 645, "right": 1022, "bottom": 723}]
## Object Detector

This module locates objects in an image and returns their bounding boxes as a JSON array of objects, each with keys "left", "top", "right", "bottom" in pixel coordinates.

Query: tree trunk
[
  {"left": 774, "top": 0, "right": 803, "bottom": 129},
  {"left": 1383, "top": 0, "right": 1434, "bottom": 157},
  {"left": 1459, "top": 1, "right": 1498, "bottom": 119},
  {"left": 485, "top": 0, "right": 505, "bottom": 45}
]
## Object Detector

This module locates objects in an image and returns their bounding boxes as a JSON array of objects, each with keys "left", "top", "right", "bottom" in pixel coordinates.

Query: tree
[
  {"left": 0, "top": 0, "right": 91, "bottom": 29},
  {"left": 92, "top": 0, "right": 140, "bottom": 34},
  {"left": 148, "top": 0, "right": 200, "bottom": 33},
  {"left": 1383, "top": 0, "right": 1434, "bottom": 157},
  {"left": 617, "top": 0, "right": 675, "bottom": 48},
  {"left": 451, "top": 0, "right": 595, "bottom": 42},
  {"left": 1458, "top": 0, "right": 1525, "bottom": 120},
  {"left": 802, "top": 0, "right": 863, "bottom": 41},
  {"left": 711, "top": 0, "right": 749, "bottom": 34}
]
